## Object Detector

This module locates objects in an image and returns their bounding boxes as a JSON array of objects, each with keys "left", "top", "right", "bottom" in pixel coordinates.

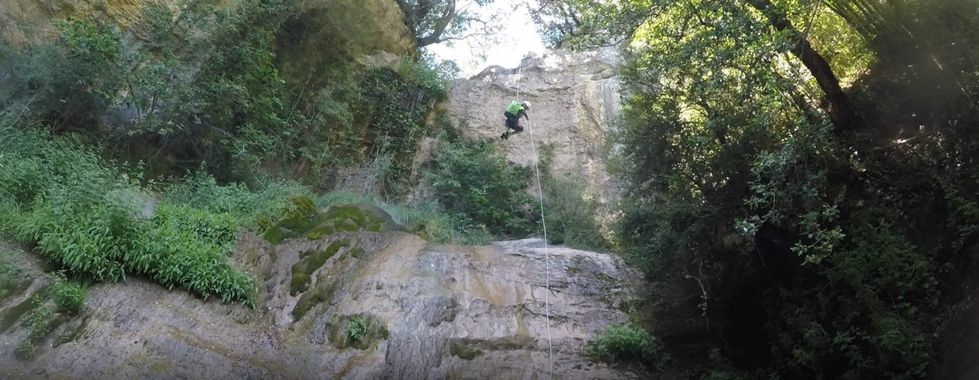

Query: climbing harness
[{"left": 516, "top": 77, "right": 553, "bottom": 378}]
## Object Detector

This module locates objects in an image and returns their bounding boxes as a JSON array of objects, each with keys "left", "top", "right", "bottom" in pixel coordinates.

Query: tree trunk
[{"left": 744, "top": 0, "right": 859, "bottom": 133}]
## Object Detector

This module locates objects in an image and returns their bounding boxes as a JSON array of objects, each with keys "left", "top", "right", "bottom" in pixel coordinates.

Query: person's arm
[{"left": 521, "top": 109, "right": 529, "bottom": 120}]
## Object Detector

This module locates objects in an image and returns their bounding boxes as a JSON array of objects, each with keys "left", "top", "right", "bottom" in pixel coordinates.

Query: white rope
[{"left": 515, "top": 76, "right": 553, "bottom": 378}]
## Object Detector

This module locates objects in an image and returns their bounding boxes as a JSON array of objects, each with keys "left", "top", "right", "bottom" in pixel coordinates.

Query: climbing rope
[{"left": 515, "top": 75, "right": 553, "bottom": 378}]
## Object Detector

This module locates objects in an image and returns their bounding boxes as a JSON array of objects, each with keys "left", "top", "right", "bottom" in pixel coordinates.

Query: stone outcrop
[
  {"left": 0, "top": 0, "right": 149, "bottom": 46},
  {"left": 0, "top": 213, "right": 643, "bottom": 378},
  {"left": 447, "top": 47, "right": 624, "bottom": 225}
]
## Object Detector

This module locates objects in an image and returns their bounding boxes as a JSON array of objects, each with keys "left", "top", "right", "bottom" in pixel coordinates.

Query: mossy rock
[
  {"left": 0, "top": 296, "right": 36, "bottom": 332},
  {"left": 449, "top": 340, "right": 483, "bottom": 360},
  {"left": 262, "top": 201, "right": 399, "bottom": 244},
  {"left": 289, "top": 241, "right": 350, "bottom": 296},
  {"left": 262, "top": 196, "right": 321, "bottom": 244},
  {"left": 291, "top": 282, "right": 336, "bottom": 321}
]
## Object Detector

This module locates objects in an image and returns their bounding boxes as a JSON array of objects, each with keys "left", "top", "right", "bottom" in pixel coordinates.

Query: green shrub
[
  {"left": 585, "top": 323, "right": 668, "bottom": 369},
  {"left": 449, "top": 340, "right": 483, "bottom": 360},
  {"left": 47, "top": 277, "right": 86, "bottom": 315},
  {"left": 427, "top": 137, "right": 537, "bottom": 238},
  {"left": 542, "top": 176, "right": 607, "bottom": 250},
  {"left": 327, "top": 314, "right": 389, "bottom": 350},
  {"left": 355, "top": 59, "right": 450, "bottom": 196},
  {"left": 386, "top": 201, "right": 494, "bottom": 245}
]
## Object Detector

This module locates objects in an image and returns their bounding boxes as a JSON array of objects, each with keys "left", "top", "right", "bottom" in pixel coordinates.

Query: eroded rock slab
[{"left": 0, "top": 231, "right": 642, "bottom": 379}]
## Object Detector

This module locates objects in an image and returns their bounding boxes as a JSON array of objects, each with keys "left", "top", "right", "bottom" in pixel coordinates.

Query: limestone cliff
[
  {"left": 448, "top": 47, "right": 624, "bottom": 225},
  {"left": 0, "top": 209, "right": 643, "bottom": 378}
]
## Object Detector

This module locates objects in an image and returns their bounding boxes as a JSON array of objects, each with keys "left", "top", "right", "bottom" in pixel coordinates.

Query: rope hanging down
[{"left": 516, "top": 78, "right": 553, "bottom": 377}]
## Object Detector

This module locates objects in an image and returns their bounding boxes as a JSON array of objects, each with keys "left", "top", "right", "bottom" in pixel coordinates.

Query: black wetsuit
[{"left": 504, "top": 108, "right": 528, "bottom": 132}]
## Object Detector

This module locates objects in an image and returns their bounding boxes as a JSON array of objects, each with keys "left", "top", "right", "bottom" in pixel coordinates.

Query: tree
[
  {"left": 537, "top": 0, "right": 858, "bottom": 132},
  {"left": 743, "top": 0, "right": 858, "bottom": 132},
  {"left": 528, "top": 0, "right": 583, "bottom": 47},
  {"left": 394, "top": 0, "right": 498, "bottom": 48}
]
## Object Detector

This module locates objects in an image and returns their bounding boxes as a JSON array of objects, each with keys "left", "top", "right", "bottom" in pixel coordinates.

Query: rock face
[
  {"left": 0, "top": 226, "right": 642, "bottom": 377},
  {"left": 0, "top": 0, "right": 412, "bottom": 57},
  {"left": 447, "top": 47, "right": 624, "bottom": 223},
  {"left": 0, "top": 0, "right": 149, "bottom": 46}
]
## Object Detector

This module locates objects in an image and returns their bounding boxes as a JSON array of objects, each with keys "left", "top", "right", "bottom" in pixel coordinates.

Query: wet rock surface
[{"left": 0, "top": 230, "right": 642, "bottom": 378}]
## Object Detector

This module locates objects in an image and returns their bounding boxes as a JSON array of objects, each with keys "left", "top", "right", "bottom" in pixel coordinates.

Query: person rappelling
[{"left": 501, "top": 100, "right": 531, "bottom": 140}]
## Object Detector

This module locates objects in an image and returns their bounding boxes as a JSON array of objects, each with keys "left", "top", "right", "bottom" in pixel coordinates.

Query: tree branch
[
  {"left": 743, "top": 0, "right": 859, "bottom": 133},
  {"left": 416, "top": 0, "right": 456, "bottom": 47}
]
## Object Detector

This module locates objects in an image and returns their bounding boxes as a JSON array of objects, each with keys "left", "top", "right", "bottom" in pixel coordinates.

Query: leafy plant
[
  {"left": 345, "top": 315, "right": 368, "bottom": 343},
  {"left": 585, "top": 323, "right": 668, "bottom": 369},
  {"left": 48, "top": 277, "right": 86, "bottom": 315}
]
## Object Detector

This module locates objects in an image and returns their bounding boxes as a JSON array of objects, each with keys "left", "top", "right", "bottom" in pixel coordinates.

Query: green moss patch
[
  {"left": 303, "top": 205, "right": 388, "bottom": 240},
  {"left": 262, "top": 201, "right": 394, "bottom": 244},
  {"left": 291, "top": 282, "right": 335, "bottom": 321},
  {"left": 289, "top": 241, "right": 349, "bottom": 296},
  {"left": 262, "top": 196, "right": 320, "bottom": 244},
  {"left": 449, "top": 340, "right": 483, "bottom": 360}
]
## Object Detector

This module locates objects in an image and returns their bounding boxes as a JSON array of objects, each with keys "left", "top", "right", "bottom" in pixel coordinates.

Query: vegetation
[
  {"left": 317, "top": 191, "right": 496, "bottom": 245},
  {"left": 539, "top": 146, "right": 607, "bottom": 250},
  {"left": 537, "top": 0, "right": 979, "bottom": 377},
  {"left": 427, "top": 136, "right": 539, "bottom": 238},
  {"left": 10, "top": 274, "right": 87, "bottom": 359},
  {"left": 449, "top": 340, "right": 484, "bottom": 360},
  {"left": 0, "top": 253, "right": 23, "bottom": 301},
  {"left": 329, "top": 314, "right": 389, "bottom": 350},
  {"left": 48, "top": 277, "right": 86, "bottom": 316},
  {"left": 585, "top": 323, "right": 668, "bottom": 369},
  {"left": 290, "top": 241, "right": 349, "bottom": 296},
  {"left": 15, "top": 297, "right": 55, "bottom": 359},
  {"left": 394, "top": 0, "right": 501, "bottom": 48},
  {"left": 10, "top": 0, "right": 974, "bottom": 376},
  {"left": 0, "top": 0, "right": 451, "bottom": 185},
  {"left": 0, "top": 127, "right": 258, "bottom": 305},
  {"left": 345, "top": 315, "right": 368, "bottom": 343},
  {"left": 0, "top": 0, "right": 466, "bottom": 310}
]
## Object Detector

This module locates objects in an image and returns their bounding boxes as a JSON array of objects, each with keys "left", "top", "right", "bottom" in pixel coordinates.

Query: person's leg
[{"left": 503, "top": 116, "right": 519, "bottom": 139}]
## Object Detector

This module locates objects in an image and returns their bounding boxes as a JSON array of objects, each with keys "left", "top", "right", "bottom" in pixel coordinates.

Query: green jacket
[{"left": 505, "top": 101, "right": 528, "bottom": 119}]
